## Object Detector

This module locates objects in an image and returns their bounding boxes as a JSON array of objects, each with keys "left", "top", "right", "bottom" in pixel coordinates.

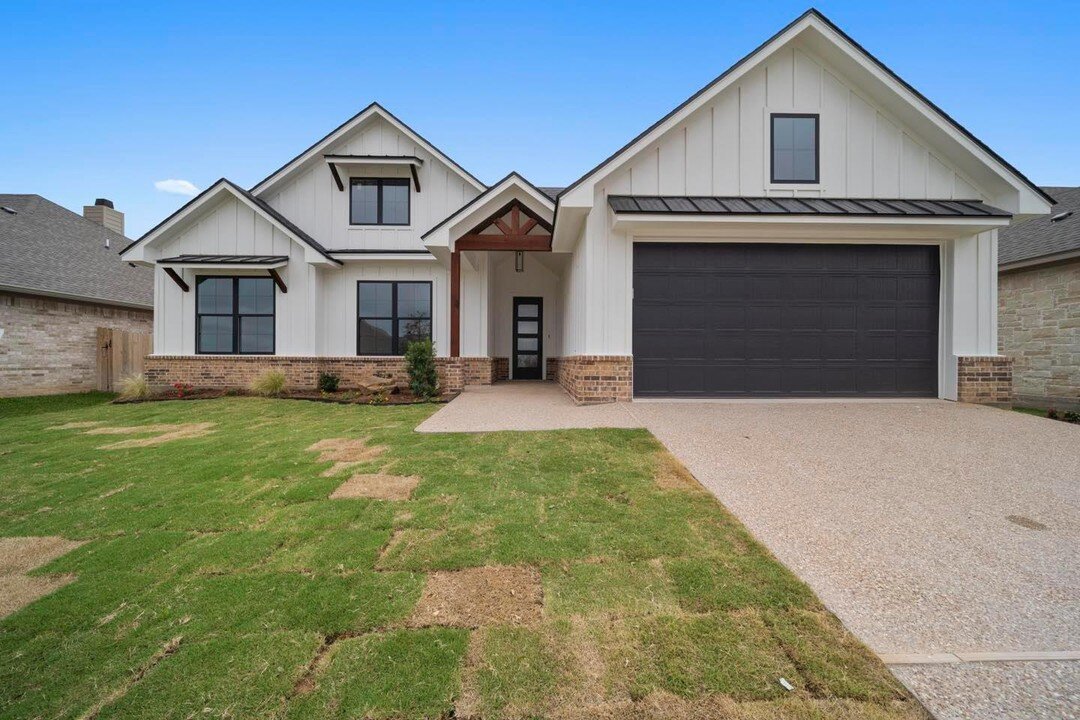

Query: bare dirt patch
[
  {"left": 83, "top": 423, "right": 216, "bottom": 449},
  {"left": 0, "top": 535, "right": 85, "bottom": 619},
  {"left": 409, "top": 565, "right": 543, "bottom": 628},
  {"left": 306, "top": 437, "right": 387, "bottom": 477},
  {"left": 330, "top": 473, "right": 420, "bottom": 501},
  {"left": 654, "top": 449, "right": 704, "bottom": 492},
  {"left": 97, "top": 483, "right": 135, "bottom": 500}
]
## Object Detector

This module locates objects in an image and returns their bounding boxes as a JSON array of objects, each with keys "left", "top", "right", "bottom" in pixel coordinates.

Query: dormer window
[
  {"left": 350, "top": 178, "right": 410, "bottom": 225},
  {"left": 771, "top": 114, "right": 819, "bottom": 184}
]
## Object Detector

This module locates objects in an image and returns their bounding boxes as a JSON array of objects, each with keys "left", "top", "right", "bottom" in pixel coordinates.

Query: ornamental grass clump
[
  {"left": 117, "top": 374, "right": 150, "bottom": 401},
  {"left": 250, "top": 370, "right": 286, "bottom": 397},
  {"left": 405, "top": 339, "right": 438, "bottom": 400}
]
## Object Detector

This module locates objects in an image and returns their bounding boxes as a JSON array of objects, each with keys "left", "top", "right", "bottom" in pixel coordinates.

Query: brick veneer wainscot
[
  {"left": 145, "top": 355, "right": 470, "bottom": 393},
  {"left": 956, "top": 355, "right": 1013, "bottom": 405},
  {"left": 0, "top": 291, "right": 152, "bottom": 397},
  {"left": 557, "top": 355, "right": 633, "bottom": 404}
]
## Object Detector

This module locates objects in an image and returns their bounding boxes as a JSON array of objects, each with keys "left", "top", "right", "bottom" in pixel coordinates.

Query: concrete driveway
[
  {"left": 631, "top": 400, "right": 1079, "bottom": 720},
  {"left": 420, "top": 384, "right": 1079, "bottom": 718}
]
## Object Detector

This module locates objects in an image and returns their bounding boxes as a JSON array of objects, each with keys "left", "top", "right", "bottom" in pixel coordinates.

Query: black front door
[{"left": 512, "top": 297, "right": 543, "bottom": 380}]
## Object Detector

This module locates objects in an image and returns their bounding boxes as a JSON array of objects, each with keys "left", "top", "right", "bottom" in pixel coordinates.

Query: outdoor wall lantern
[{"left": 515, "top": 251, "right": 524, "bottom": 273}]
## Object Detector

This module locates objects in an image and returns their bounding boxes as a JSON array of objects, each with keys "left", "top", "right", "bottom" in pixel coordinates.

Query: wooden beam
[
  {"left": 519, "top": 217, "right": 538, "bottom": 235},
  {"left": 450, "top": 251, "right": 461, "bottom": 357},
  {"left": 455, "top": 235, "right": 552, "bottom": 252},
  {"left": 163, "top": 267, "right": 189, "bottom": 292},
  {"left": 493, "top": 217, "right": 514, "bottom": 235},
  {"left": 328, "top": 162, "right": 344, "bottom": 191},
  {"left": 410, "top": 164, "right": 421, "bottom": 193},
  {"left": 268, "top": 268, "right": 287, "bottom": 293}
]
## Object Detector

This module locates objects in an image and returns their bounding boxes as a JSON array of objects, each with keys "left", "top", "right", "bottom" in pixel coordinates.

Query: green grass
[{"left": 0, "top": 395, "right": 925, "bottom": 719}]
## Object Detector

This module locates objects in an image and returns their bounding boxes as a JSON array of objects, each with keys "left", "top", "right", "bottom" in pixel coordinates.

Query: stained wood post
[{"left": 450, "top": 251, "right": 461, "bottom": 357}]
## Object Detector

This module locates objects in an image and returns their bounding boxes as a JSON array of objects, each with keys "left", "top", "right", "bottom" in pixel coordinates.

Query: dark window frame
[
  {"left": 356, "top": 280, "right": 433, "bottom": 356},
  {"left": 349, "top": 177, "right": 411, "bottom": 226},
  {"left": 770, "top": 113, "right": 820, "bottom": 184},
  {"left": 195, "top": 275, "right": 276, "bottom": 355}
]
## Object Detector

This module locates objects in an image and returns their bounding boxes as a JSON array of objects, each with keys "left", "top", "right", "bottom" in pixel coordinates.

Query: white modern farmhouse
[{"left": 122, "top": 10, "right": 1051, "bottom": 403}]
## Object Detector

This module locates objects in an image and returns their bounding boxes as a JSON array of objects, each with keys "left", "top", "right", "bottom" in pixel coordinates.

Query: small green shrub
[
  {"left": 250, "top": 370, "right": 286, "bottom": 397},
  {"left": 317, "top": 372, "right": 340, "bottom": 393},
  {"left": 118, "top": 374, "right": 150, "bottom": 401},
  {"left": 1063, "top": 410, "right": 1080, "bottom": 424},
  {"left": 404, "top": 339, "right": 438, "bottom": 399}
]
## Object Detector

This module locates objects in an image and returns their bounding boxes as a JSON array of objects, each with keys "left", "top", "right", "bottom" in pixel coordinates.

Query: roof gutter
[
  {"left": 999, "top": 248, "right": 1080, "bottom": 273},
  {"left": 0, "top": 283, "right": 153, "bottom": 311}
]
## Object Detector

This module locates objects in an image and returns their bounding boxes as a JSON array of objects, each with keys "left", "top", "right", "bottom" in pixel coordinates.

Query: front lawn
[{"left": 0, "top": 394, "right": 926, "bottom": 719}]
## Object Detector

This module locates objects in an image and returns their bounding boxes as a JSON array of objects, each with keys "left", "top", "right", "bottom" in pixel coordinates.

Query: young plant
[
  {"left": 317, "top": 372, "right": 340, "bottom": 393},
  {"left": 404, "top": 339, "right": 439, "bottom": 399},
  {"left": 250, "top": 370, "right": 286, "bottom": 397},
  {"left": 118, "top": 374, "right": 150, "bottom": 401}
]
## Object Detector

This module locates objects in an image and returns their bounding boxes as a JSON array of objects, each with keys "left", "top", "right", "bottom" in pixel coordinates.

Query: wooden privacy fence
[{"left": 96, "top": 328, "right": 152, "bottom": 392}]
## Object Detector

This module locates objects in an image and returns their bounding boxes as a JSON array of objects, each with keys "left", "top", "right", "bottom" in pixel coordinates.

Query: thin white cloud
[{"left": 154, "top": 179, "right": 199, "bottom": 197}]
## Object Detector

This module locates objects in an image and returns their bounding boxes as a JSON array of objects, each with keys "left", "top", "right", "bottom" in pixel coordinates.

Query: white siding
[
  {"left": 601, "top": 43, "right": 990, "bottom": 202},
  {"left": 263, "top": 116, "right": 480, "bottom": 252}
]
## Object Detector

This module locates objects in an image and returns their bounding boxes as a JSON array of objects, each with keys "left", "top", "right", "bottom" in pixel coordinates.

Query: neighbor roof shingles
[
  {"left": 998, "top": 187, "right": 1080, "bottom": 265},
  {"left": 0, "top": 194, "right": 152, "bottom": 308}
]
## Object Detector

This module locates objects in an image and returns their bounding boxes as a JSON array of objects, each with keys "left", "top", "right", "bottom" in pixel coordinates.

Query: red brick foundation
[
  {"left": 957, "top": 355, "right": 1013, "bottom": 406},
  {"left": 462, "top": 357, "right": 495, "bottom": 385},
  {"left": 144, "top": 355, "right": 469, "bottom": 393},
  {"left": 545, "top": 356, "right": 559, "bottom": 381},
  {"left": 557, "top": 355, "right": 633, "bottom": 404},
  {"left": 493, "top": 357, "right": 509, "bottom": 382}
]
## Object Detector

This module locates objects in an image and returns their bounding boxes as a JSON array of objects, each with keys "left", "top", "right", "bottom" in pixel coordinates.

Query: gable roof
[
  {"left": 999, "top": 187, "right": 1080, "bottom": 267},
  {"left": 0, "top": 194, "right": 153, "bottom": 309},
  {"left": 556, "top": 8, "right": 1053, "bottom": 210},
  {"left": 422, "top": 172, "right": 554, "bottom": 243},
  {"left": 120, "top": 179, "right": 341, "bottom": 265},
  {"left": 250, "top": 103, "right": 486, "bottom": 196}
]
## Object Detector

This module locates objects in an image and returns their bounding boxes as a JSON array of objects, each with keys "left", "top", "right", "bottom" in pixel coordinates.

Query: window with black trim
[
  {"left": 196, "top": 276, "right": 275, "bottom": 354},
  {"left": 771, "top": 114, "right": 819, "bottom": 184},
  {"left": 350, "top": 178, "right": 410, "bottom": 225},
  {"left": 357, "top": 281, "right": 432, "bottom": 355}
]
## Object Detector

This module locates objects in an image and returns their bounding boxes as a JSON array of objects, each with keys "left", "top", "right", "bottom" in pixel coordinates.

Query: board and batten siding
[
  {"left": 263, "top": 116, "right": 481, "bottom": 251},
  {"left": 605, "top": 44, "right": 988, "bottom": 201},
  {"left": 558, "top": 40, "right": 1003, "bottom": 403},
  {"left": 152, "top": 196, "right": 321, "bottom": 355}
]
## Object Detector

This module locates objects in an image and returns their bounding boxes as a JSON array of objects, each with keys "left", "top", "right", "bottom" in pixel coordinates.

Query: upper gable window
[
  {"left": 771, "top": 114, "right": 819, "bottom": 184},
  {"left": 350, "top": 178, "right": 410, "bottom": 226}
]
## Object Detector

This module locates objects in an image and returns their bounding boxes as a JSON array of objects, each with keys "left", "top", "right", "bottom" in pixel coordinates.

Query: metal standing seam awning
[
  {"left": 324, "top": 155, "right": 424, "bottom": 192},
  {"left": 156, "top": 255, "right": 289, "bottom": 293},
  {"left": 608, "top": 195, "right": 1011, "bottom": 218}
]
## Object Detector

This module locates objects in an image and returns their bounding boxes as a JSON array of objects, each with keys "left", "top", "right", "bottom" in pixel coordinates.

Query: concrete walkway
[{"left": 418, "top": 383, "right": 1080, "bottom": 719}]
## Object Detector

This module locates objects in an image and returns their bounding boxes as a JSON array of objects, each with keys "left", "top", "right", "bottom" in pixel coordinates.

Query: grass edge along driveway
[{"left": 0, "top": 393, "right": 928, "bottom": 719}]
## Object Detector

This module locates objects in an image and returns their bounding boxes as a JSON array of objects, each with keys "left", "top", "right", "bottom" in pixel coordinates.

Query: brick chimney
[{"left": 83, "top": 198, "right": 124, "bottom": 236}]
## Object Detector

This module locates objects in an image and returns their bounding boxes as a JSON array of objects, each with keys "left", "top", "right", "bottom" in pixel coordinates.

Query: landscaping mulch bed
[{"left": 114, "top": 388, "right": 456, "bottom": 405}]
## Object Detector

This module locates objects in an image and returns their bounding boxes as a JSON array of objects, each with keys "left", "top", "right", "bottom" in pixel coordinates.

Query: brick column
[
  {"left": 957, "top": 355, "right": 1013, "bottom": 406},
  {"left": 557, "top": 355, "right": 633, "bottom": 404}
]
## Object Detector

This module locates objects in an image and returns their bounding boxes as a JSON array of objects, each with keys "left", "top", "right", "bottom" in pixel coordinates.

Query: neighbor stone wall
[
  {"left": 144, "top": 355, "right": 470, "bottom": 394},
  {"left": 999, "top": 261, "right": 1080, "bottom": 410},
  {"left": 956, "top": 355, "right": 1013, "bottom": 406},
  {"left": 557, "top": 355, "right": 633, "bottom": 404},
  {"left": 0, "top": 291, "right": 152, "bottom": 397}
]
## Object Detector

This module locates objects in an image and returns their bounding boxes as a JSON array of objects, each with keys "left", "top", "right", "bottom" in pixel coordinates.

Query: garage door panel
[{"left": 632, "top": 243, "right": 939, "bottom": 398}]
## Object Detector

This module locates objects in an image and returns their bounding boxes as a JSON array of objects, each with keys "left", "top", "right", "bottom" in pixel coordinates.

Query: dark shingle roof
[
  {"left": 0, "top": 194, "right": 152, "bottom": 308},
  {"left": 537, "top": 187, "right": 565, "bottom": 200},
  {"left": 608, "top": 195, "right": 1010, "bottom": 218},
  {"left": 999, "top": 187, "right": 1080, "bottom": 266}
]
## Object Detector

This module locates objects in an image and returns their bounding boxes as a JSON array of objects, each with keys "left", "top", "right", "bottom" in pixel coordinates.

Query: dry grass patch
[
  {"left": 81, "top": 422, "right": 216, "bottom": 449},
  {"left": 47, "top": 421, "right": 104, "bottom": 430},
  {"left": 654, "top": 449, "right": 705, "bottom": 492},
  {"left": 0, "top": 535, "right": 84, "bottom": 619},
  {"left": 306, "top": 437, "right": 387, "bottom": 476},
  {"left": 330, "top": 473, "right": 420, "bottom": 501},
  {"left": 409, "top": 566, "right": 543, "bottom": 628}
]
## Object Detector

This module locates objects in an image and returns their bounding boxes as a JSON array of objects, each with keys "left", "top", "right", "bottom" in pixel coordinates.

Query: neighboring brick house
[
  {"left": 0, "top": 195, "right": 153, "bottom": 397},
  {"left": 998, "top": 186, "right": 1080, "bottom": 411}
]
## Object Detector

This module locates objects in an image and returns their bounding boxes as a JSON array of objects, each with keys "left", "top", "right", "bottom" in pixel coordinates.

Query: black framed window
[
  {"left": 196, "top": 276, "right": 275, "bottom": 354},
  {"left": 350, "top": 178, "right": 410, "bottom": 225},
  {"left": 771, "top": 113, "right": 819, "bottom": 184},
  {"left": 357, "top": 281, "right": 431, "bottom": 355}
]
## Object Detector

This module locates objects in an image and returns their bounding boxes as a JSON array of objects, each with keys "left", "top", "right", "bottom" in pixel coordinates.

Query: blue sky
[{"left": 1, "top": 1, "right": 1075, "bottom": 238}]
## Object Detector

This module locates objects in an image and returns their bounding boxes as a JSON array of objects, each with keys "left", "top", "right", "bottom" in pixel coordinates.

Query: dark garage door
[{"left": 633, "top": 243, "right": 939, "bottom": 398}]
